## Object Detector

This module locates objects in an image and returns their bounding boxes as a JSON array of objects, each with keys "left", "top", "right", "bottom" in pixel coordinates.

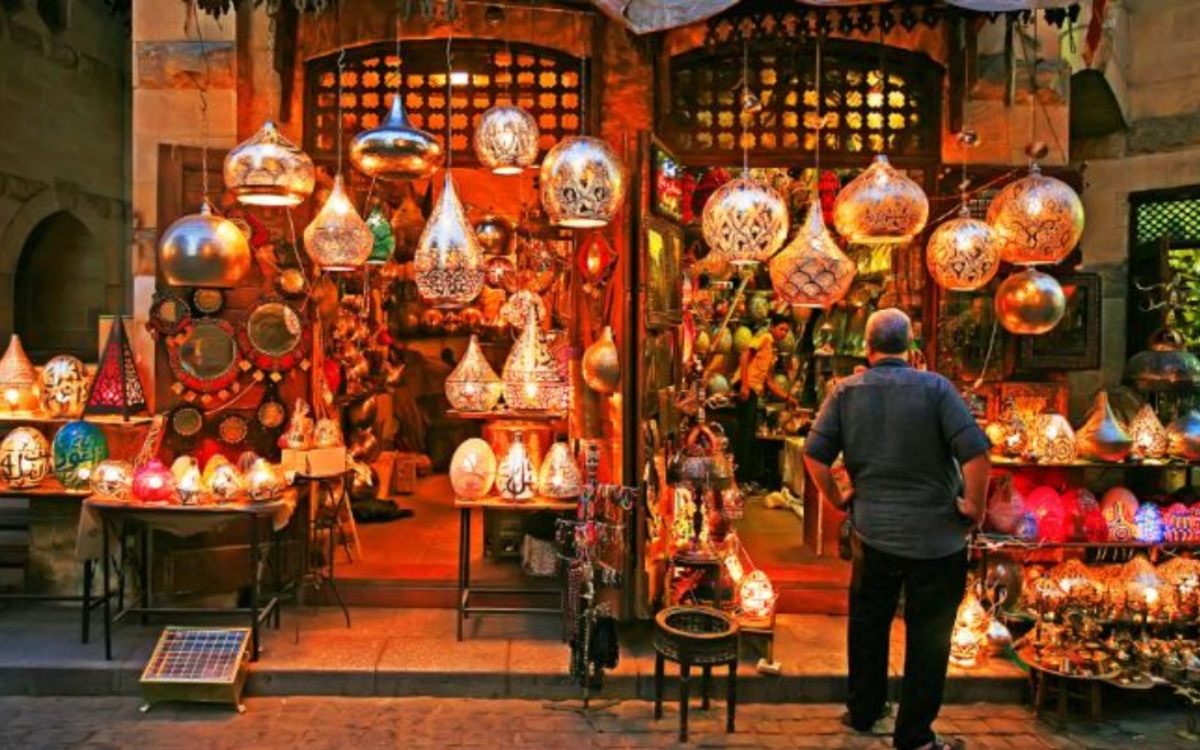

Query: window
[{"left": 1129, "top": 189, "right": 1200, "bottom": 352}]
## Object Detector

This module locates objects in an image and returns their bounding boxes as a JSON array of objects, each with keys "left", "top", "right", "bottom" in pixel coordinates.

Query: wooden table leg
[
  {"left": 727, "top": 660, "right": 737, "bottom": 733},
  {"left": 457, "top": 507, "right": 470, "bottom": 642},
  {"left": 654, "top": 653, "right": 664, "bottom": 719},
  {"left": 701, "top": 665, "right": 712, "bottom": 710},
  {"left": 679, "top": 662, "right": 691, "bottom": 743}
]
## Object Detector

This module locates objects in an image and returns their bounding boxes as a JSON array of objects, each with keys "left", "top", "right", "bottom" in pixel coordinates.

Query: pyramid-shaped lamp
[{"left": 84, "top": 319, "right": 148, "bottom": 421}]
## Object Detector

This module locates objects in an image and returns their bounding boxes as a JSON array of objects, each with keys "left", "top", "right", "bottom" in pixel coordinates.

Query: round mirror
[
  {"left": 248, "top": 303, "right": 302, "bottom": 357},
  {"left": 148, "top": 292, "right": 191, "bottom": 337},
  {"left": 170, "top": 319, "right": 241, "bottom": 392}
]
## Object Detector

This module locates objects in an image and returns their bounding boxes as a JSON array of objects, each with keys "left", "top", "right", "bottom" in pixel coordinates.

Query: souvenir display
[
  {"left": 50, "top": 421, "right": 108, "bottom": 490},
  {"left": 90, "top": 459, "right": 134, "bottom": 501},
  {"left": 39, "top": 356, "right": 89, "bottom": 418},
  {"left": 450, "top": 438, "right": 497, "bottom": 500},
  {"left": 0, "top": 427, "right": 50, "bottom": 488}
]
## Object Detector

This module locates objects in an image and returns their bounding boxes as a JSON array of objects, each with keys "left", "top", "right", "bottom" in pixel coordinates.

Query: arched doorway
[{"left": 14, "top": 211, "right": 107, "bottom": 362}]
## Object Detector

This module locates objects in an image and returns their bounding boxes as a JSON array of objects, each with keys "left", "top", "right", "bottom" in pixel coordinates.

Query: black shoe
[
  {"left": 924, "top": 738, "right": 966, "bottom": 750},
  {"left": 840, "top": 703, "right": 894, "bottom": 736}
]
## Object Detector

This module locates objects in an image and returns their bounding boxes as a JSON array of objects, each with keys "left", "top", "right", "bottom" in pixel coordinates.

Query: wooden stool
[{"left": 653, "top": 606, "right": 739, "bottom": 742}]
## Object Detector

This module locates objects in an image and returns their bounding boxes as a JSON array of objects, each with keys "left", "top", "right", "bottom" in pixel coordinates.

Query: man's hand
[{"left": 956, "top": 495, "right": 982, "bottom": 528}]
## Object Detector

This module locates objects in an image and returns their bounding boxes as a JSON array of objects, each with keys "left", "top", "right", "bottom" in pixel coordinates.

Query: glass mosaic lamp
[
  {"left": 51, "top": 420, "right": 108, "bottom": 490},
  {"left": 304, "top": 174, "right": 373, "bottom": 272},
  {"left": 986, "top": 164, "right": 1084, "bottom": 266},
  {"left": 925, "top": 206, "right": 1001, "bottom": 291},
  {"left": 450, "top": 438, "right": 497, "bottom": 499},
  {"left": 540, "top": 136, "right": 627, "bottom": 229},
  {"left": 159, "top": 202, "right": 252, "bottom": 288},
  {"left": 0, "top": 426, "right": 50, "bottom": 488},
  {"left": 1129, "top": 404, "right": 1169, "bottom": 460},
  {"left": 1134, "top": 502, "right": 1165, "bottom": 544},
  {"left": 502, "top": 310, "right": 568, "bottom": 413},
  {"left": 414, "top": 173, "right": 485, "bottom": 309},
  {"left": 366, "top": 202, "right": 396, "bottom": 265},
  {"left": 496, "top": 430, "right": 536, "bottom": 500},
  {"left": 445, "top": 335, "right": 502, "bottom": 412},
  {"left": 0, "top": 335, "right": 37, "bottom": 412},
  {"left": 474, "top": 105, "right": 540, "bottom": 175},
  {"left": 701, "top": 178, "right": 788, "bottom": 267},
  {"left": 224, "top": 120, "right": 315, "bottom": 207},
  {"left": 768, "top": 201, "right": 856, "bottom": 308},
  {"left": 537, "top": 442, "right": 582, "bottom": 499},
  {"left": 132, "top": 458, "right": 175, "bottom": 503},
  {"left": 832, "top": 155, "right": 929, "bottom": 244}
]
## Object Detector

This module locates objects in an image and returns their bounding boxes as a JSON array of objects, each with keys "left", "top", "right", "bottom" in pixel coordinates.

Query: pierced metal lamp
[
  {"left": 832, "top": 155, "right": 929, "bottom": 244},
  {"left": 224, "top": 120, "right": 315, "bottom": 207},
  {"left": 474, "top": 105, "right": 539, "bottom": 175},
  {"left": 303, "top": 174, "right": 373, "bottom": 272},
  {"left": 540, "top": 136, "right": 626, "bottom": 228},
  {"left": 413, "top": 173, "right": 485, "bottom": 309},
  {"left": 926, "top": 206, "right": 1001, "bottom": 292},
  {"left": 769, "top": 201, "right": 856, "bottom": 308},
  {"left": 701, "top": 177, "right": 789, "bottom": 267},
  {"left": 987, "top": 164, "right": 1084, "bottom": 266}
]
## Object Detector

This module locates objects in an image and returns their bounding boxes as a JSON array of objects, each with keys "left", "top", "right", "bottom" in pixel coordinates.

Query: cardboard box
[{"left": 281, "top": 447, "right": 348, "bottom": 478}]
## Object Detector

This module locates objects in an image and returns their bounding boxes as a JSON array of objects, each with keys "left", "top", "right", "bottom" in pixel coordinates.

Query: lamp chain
[
  {"left": 395, "top": 0, "right": 403, "bottom": 99},
  {"left": 741, "top": 40, "right": 749, "bottom": 175},
  {"left": 267, "top": 8, "right": 278, "bottom": 115},
  {"left": 189, "top": 0, "right": 212, "bottom": 203},
  {"left": 960, "top": 18, "right": 970, "bottom": 209},
  {"left": 335, "top": 0, "right": 346, "bottom": 175},
  {"left": 814, "top": 33, "right": 822, "bottom": 181}
]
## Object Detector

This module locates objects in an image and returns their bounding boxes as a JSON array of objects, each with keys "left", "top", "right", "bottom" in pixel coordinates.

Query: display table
[
  {"left": 455, "top": 495, "right": 574, "bottom": 641},
  {"left": 78, "top": 496, "right": 295, "bottom": 661}
]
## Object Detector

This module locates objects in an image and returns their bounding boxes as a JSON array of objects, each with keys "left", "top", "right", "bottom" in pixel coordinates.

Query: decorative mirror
[
  {"left": 256, "top": 387, "right": 288, "bottom": 431},
  {"left": 148, "top": 292, "right": 191, "bottom": 337},
  {"left": 238, "top": 297, "right": 308, "bottom": 373},
  {"left": 168, "top": 318, "right": 242, "bottom": 395},
  {"left": 168, "top": 404, "right": 205, "bottom": 439},
  {"left": 218, "top": 414, "right": 250, "bottom": 446},
  {"left": 192, "top": 288, "right": 226, "bottom": 316}
]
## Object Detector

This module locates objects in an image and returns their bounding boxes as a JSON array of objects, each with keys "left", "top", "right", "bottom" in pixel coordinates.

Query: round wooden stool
[{"left": 653, "top": 606, "right": 739, "bottom": 742}]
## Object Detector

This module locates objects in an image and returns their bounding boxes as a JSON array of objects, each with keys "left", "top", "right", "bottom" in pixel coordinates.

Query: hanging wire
[
  {"left": 741, "top": 40, "right": 750, "bottom": 175},
  {"left": 579, "top": 12, "right": 587, "bottom": 137},
  {"left": 814, "top": 33, "right": 822, "bottom": 180},
  {"left": 188, "top": 0, "right": 213, "bottom": 204},
  {"left": 446, "top": 32, "right": 454, "bottom": 168},
  {"left": 335, "top": 0, "right": 347, "bottom": 175}
]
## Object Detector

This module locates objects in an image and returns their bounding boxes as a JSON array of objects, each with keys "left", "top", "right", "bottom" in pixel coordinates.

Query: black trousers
[
  {"left": 847, "top": 539, "right": 968, "bottom": 750},
  {"left": 733, "top": 392, "right": 759, "bottom": 483}
]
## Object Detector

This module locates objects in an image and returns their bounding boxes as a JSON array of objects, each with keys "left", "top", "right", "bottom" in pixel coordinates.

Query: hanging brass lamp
[
  {"left": 224, "top": 120, "right": 315, "bottom": 207},
  {"left": 540, "top": 136, "right": 626, "bottom": 228},
  {"left": 926, "top": 206, "right": 1001, "bottom": 292},
  {"left": 303, "top": 173, "right": 373, "bottom": 272},
  {"left": 832, "top": 155, "right": 929, "bottom": 244},
  {"left": 701, "top": 178, "right": 789, "bottom": 267},
  {"left": 987, "top": 163, "right": 1084, "bottom": 266},
  {"left": 159, "top": 202, "right": 252, "bottom": 288},
  {"left": 350, "top": 94, "right": 444, "bottom": 181},
  {"left": 769, "top": 201, "right": 856, "bottom": 308},
  {"left": 474, "top": 105, "right": 540, "bottom": 175},
  {"left": 413, "top": 173, "right": 485, "bottom": 309}
]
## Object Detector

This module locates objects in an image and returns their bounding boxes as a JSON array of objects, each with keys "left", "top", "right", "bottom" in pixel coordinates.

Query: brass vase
[
  {"left": 1075, "top": 391, "right": 1133, "bottom": 462},
  {"left": 1167, "top": 409, "right": 1200, "bottom": 461}
]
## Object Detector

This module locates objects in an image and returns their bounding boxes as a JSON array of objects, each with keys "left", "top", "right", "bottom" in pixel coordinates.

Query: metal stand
[{"left": 296, "top": 472, "right": 353, "bottom": 628}]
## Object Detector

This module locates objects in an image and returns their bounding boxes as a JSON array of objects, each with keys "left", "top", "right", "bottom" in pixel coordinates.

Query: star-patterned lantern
[
  {"left": 540, "top": 136, "right": 627, "bottom": 228},
  {"left": 769, "top": 201, "right": 856, "bottom": 308},
  {"left": 986, "top": 164, "right": 1084, "bottom": 266},
  {"left": 926, "top": 207, "right": 1001, "bottom": 291},
  {"left": 832, "top": 155, "right": 929, "bottom": 245},
  {"left": 701, "top": 178, "right": 788, "bottom": 267}
]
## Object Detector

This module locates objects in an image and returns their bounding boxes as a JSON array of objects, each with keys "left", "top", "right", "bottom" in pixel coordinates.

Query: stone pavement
[{"left": 0, "top": 696, "right": 1195, "bottom": 750}]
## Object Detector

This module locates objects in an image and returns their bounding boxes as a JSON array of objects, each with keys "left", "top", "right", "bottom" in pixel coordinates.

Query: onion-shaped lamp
[
  {"left": 926, "top": 207, "right": 1001, "bottom": 291},
  {"left": 414, "top": 173, "right": 485, "bottom": 309},
  {"left": 832, "top": 155, "right": 929, "bottom": 244},
  {"left": 769, "top": 201, "right": 856, "bottom": 308},
  {"left": 502, "top": 309, "right": 568, "bottom": 412},
  {"left": 303, "top": 173, "right": 373, "bottom": 272},
  {"left": 474, "top": 105, "right": 539, "bottom": 175},
  {"left": 132, "top": 458, "right": 176, "bottom": 503},
  {"left": 159, "top": 202, "right": 252, "bottom": 288},
  {"left": 994, "top": 269, "right": 1066, "bottom": 335},
  {"left": 701, "top": 178, "right": 788, "bottom": 267},
  {"left": 986, "top": 164, "right": 1084, "bottom": 266},
  {"left": 0, "top": 335, "right": 37, "bottom": 412},
  {"left": 539, "top": 136, "right": 626, "bottom": 228},
  {"left": 446, "top": 334, "right": 502, "bottom": 412},
  {"left": 224, "top": 120, "right": 315, "bottom": 207},
  {"left": 349, "top": 94, "right": 444, "bottom": 181}
]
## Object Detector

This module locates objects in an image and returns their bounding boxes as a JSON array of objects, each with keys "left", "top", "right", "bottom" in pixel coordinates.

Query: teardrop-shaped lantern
[
  {"left": 365, "top": 202, "right": 396, "bottom": 265},
  {"left": 582, "top": 326, "right": 621, "bottom": 394},
  {"left": 502, "top": 310, "right": 568, "bottom": 412},
  {"left": 537, "top": 442, "right": 582, "bottom": 499},
  {"left": 303, "top": 174, "right": 373, "bottom": 272},
  {"left": 994, "top": 269, "right": 1066, "bottom": 335},
  {"left": 832, "top": 155, "right": 929, "bottom": 244},
  {"left": 446, "top": 334, "right": 502, "bottom": 412},
  {"left": 414, "top": 173, "right": 485, "bottom": 309},
  {"left": 701, "top": 178, "right": 789, "bottom": 267},
  {"left": 474, "top": 105, "right": 540, "bottom": 175},
  {"left": 986, "top": 164, "right": 1084, "bottom": 266},
  {"left": 1128, "top": 404, "right": 1168, "bottom": 460},
  {"left": 496, "top": 430, "right": 536, "bottom": 500},
  {"left": 926, "top": 207, "right": 1001, "bottom": 291},
  {"left": 159, "top": 202, "right": 252, "bottom": 288},
  {"left": 539, "top": 136, "right": 627, "bottom": 228},
  {"left": 769, "top": 202, "right": 856, "bottom": 308},
  {"left": 1075, "top": 391, "right": 1133, "bottom": 462},
  {"left": 224, "top": 120, "right": 315, "bottom": 207},
  {"left": 349, "top": 94, "right": 444, "bottom": 181}
]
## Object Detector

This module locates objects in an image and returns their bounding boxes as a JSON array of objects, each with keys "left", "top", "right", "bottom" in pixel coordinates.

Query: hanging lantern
[
  {"left": 245, "top": 458, "right": 284, "bottom": 503},
  {"left": 90, "top": 459, "right": 133, "bottom": 501},
  {"left": 582, "top": 326, "right": 621, "bottom": 394},
  {"left": 474, "top": 105, "right": 540, "bottom": 175},
  {"left": 832, "top": 155, "right": 929, "bottom": 244},
  {"left": 475, "top": 215, "right": 514, "bottom": 256},
  {"left": 0, "top": 427, "right": 50, "bottom": 488},
  {"left": 349, "top": 94, "right": 444, "bottom": 181},
  {"left": 450, "top": 438, "right": 497, "bottom": 499},
  {"left": 1029, "top": 413, "right": 1077, "bottom": 464},
  {"left": 38, "top": 355, "right": 88, "bottom": 418},
  {"left": 304, "top": 173, "right": 373, "bottom": 272},
  {"left": 366, "top": 202, "right": 396, "bottom": 265},
  {"left": 769, "top": 201, "right": 856, "bottom": 308},
  {"left": 994, "top": 269, "right": 1066, "bottom": 335},
  {"left": 159, "top": 202, "right": 252, "bottom": 288},
  {"left": 502, "top": 310, "right": 568, "bottom": 412},
  {"left": 1124, "top": 325, "right": 1200, "bottom": 393},
  {"left": 446, "top": 334, "right": 502, "bottom": 412},
  {"left": 738, "top": 570, "right": 777, "bottom": 619},
  {"left": 1129, "top": 404, "right": 1168, "bottom": 460},
  {"left": 925, "top": 207, "right": 1001, "bottom": 291},
  {"left": 51, "top": 420, "right": 109, "bottom": 490},
  {"left": 224, "top": 120, "right": 315, "bottom": 207},
  {"left": 496, "top": 430, "right": 536, "bottom": 500},
  {"left": 414, "top": 173, "right": 485, "bottom": 309},
  {"left": 0, "top": 335, "right": 37, "bottom": 412},
  {"left": 1075, "top": 391, "right": 1133, "bottom": 462},
  {"left": 577, "top": 232, "right": 618, "bottom": 289},
  {"left": 540, "top": 136, "right": 627, "bottom": 228},
  {"left": 132, "top": 459, "right": 176, "bottom": 504},
  {"left": 537, "top": 442, "right": 582, "bottom": 499},
  {"left": 1167, "top": 409, "right": 1200, "bottom": 461},
  {"left": 1134, "top": 503, "right": 1165, "bottom": 544},
  {"left": 986, "top": 164, "right": 1084, "bottom": 266},
  {"left": 701, "top": 178, "right": 788, "bottom": 267}
]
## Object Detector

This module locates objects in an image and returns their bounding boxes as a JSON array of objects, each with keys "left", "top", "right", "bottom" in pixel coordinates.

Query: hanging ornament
[
  {"left": 832, "top": 155, "right": 929, "bottom": 244},
  {"left": 496, "top": 430, "right": 536, "bottom": 500},
  {"left": 1075, "top": 391, "right": 1133, "bottom": 462},
  {"left": 414, "top": 173, "right": 485, "bottom": 309},
  {"left": 502, "top": 309, "right": 568, "bottom": 412},
  {"left": 1128, "top": 404, "right": 1168, "bottom": 460},
  {"left": 349, "top": 94, "right": 444, "bottom": 181},
  {"left": 769, "top": 201, "right": 856, "bottom": 308},
  {"left": 537, "top": 442, "right": 582, "bottom": 499},
  {"left": 366, "top": 202, "right": 396, "bottom": 265},
  {"left": 539, "top": 136, "right": 627, "bottom": 228},
  {"left": 582, "top": 326, "right": 621, "bottom": 394},
  {"left": 446, "top": 334, "right": 503, "bottom": 412},
  {"left": 986, "top": 164, "right": 1084, "bottom": 266},
  {"left": 994, "top": 269, "right": 1066, "bottom": 335},
  {"left": 303, "top": 174, "right": 373, "bottom": 272},
  {"left": 159, "top": 202, "right": 252, "bottom": 288},
  {"left": 701, "top": 178, "right": 788, "bottom": 267},
  {"left": 38, "top": 355, "right": 89, "bottom": 418},
  {"left": 926, "top": 207, "right": 1001, "bottom": 291},
  {"left": 474, "top": 105, "right": 540, "bottom": 175},
  {"left": 0, "top": 335, "right": 37, "bottom": 412},
  {"left": 224, "top": 120, "right": 315, "bottom": 207},
  {"left": 450, "top": 438, "right": 497, "bottom": 499}
]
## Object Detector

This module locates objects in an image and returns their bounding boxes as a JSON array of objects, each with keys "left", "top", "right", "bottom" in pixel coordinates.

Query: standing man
[
  {"left": 803, "top": 309, "right": 991, "bottom": 750},
  {"left": 735, "top": 314, "right": 794, "bottom": 488}
]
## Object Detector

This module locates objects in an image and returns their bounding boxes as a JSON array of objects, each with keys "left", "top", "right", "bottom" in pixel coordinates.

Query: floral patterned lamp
[
  {"left": 446, "top": 335, "right": 502, "bottom": 412},
  {"left": 540, "top": 136, "right": 626, "bottom": 228},
  {"left": 414, "top": 173, "right": 485, "bottom": 309},
  {"left": 304, "top": 174, "right": 373, "bottom": 272},
  {"left": 986, "top": 164, "right": 1084, "bottom": 266},
  {"left": 1029, "top": 413, "right": 1077, "bottom": 464},
  {"left": 224, "top": 120, "right": 315, "bottom": 207},
  {"left": 768, "top": 201, "right": 856, "bottom": 308},
  {"left": 926, "top": 206, "right": 1001, "bottom": 291},
  {"left": 1128, "top": 404, "right": 1168, "bottom": 460},
  {"left": 701, "top": 178, "right": 788, "bottom": 267},
  {"left": 474, "top": 105, "right": 539, "bottom": 175},
  {"left": 502, "top": 309, "right": 568, "bottom": 413},
  {"left": 832, "top": 155, "right": 929, "bottom": 244}
]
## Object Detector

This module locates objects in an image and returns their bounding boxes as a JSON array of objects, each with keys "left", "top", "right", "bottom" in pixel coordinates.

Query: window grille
[{"left": 1134, "top": 197, "right": 1200, "bottom": 246}]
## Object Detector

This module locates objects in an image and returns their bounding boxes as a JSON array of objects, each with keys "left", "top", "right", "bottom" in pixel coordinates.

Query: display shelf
[
  {"left": 0, "top": 414, "right": 153, "bottom": 426},
  {"left": 991, "top": 457, "right": 1199, "bottom": 470},
  {"left": 0, "top": 482, "right": 90, "bottom": 499},
  {"left": 454, "top": 494, "right": 577, "bottom": 511},
  {"left": 446, "top": 408, "right": 565, "bottom": 422},
  {"left": 972, "top": 536, "right": 1200, "bottom": 552}
]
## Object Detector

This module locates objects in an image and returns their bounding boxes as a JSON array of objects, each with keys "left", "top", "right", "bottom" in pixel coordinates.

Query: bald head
[{"left": 865, "top": 308, "right": 912, "bottom": 360}]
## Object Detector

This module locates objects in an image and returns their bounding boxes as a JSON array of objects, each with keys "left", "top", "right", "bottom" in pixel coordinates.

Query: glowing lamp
[
  {"left": 495, "top": 430, "right": 536, "bottom": 500},
  {"left": 51, "top": 420, "right": 108, "bottom": 490},
  {"left": 414, "top": 173, "right": 485, "bottom": 309},
  {"left": 224, "top": 120, "right": 315, "bottom": 207},
  {"left": 304, "top": 173, "right": 373, "bottom": 272},
  {"left": 0, "top": 335, "right": 37, "bottom": 412},
  {"left": 768, "top": 201, "right": 856, "bottom": 308},
  {"left": 1134, "top": 503, "right": 1165, "bottom": 544},
  {"left": 701, "top": 178, "right": 788, "bottom": 266},
  {"left": 245, "top": 459, "right": 284, "bottom": 503},
  {"left": 446, "top": 335, "right": 502, "bottom": 412},
  {"left": 0, "top": 426, "right": 50, "bottom": 488},
  {"left": 832, "top": 155, "right": 929, "bottom": 244},
  {"left": 1025, "top": 486, "right": 1065, "bottom": 542},
  {"left": 537, "top": 442, "right": 582, "bottom": 499},
  {"left": 1165, "top": 503, "right": 1192, "bottom": 544},
  {"left": 159, "top": 202, "right": 252, "bottom": 288},
  {"left": 450, "top": 438, "right": 497, "bottom": 500},
  {"left": 994, "top": 269, "right": 1066, "bottom": 335},
  {"left": 132, "top": 459, "right": 176, "bottom": 504},
  {"left": 986, "top": 164, "right": 1084, "bottom": 266},
  {"left": 175, "top": 464, "right": 206, "bottom": 506},
  {"left": 39, "top": 355, "right": 89, "bottom": 418},
  {"left": 1029, "top": 413, "right": 1077, "bottom": 464},
  {"left": 89, "top": 460, "right": 133, "bottom": 501},
  {"left": 539, "top": 136, "right": 627, "bottom": 229},
  {"left": 204, "top": 456, "right": 245, "bottom": 503},
  {"left": 501, "top": 310, "right": 568, "bottom": 413},
  {"left": 925, "top": 207, "right": 1000, "bottom": 291},
  {"left": 1128, "top": 404, "right": 1168, "bottom": 460},
  {"left": 949, "top": 591, "right": 988, "bottom": 668},
  {"left": 738, "top": 570, "right": 777, "bottom": 619},
  {"left": 473, "top": 105, "right": 539, "bottom": 175}
]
